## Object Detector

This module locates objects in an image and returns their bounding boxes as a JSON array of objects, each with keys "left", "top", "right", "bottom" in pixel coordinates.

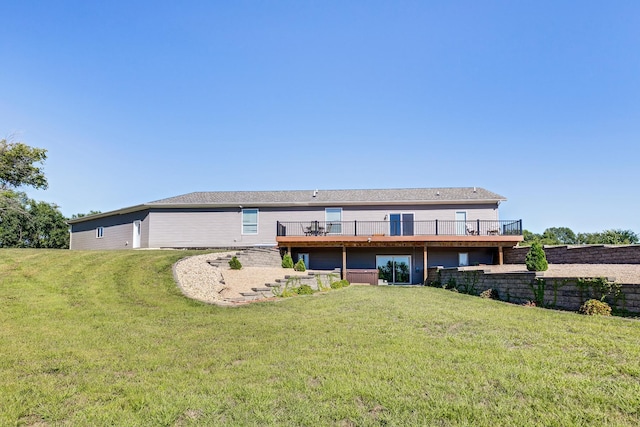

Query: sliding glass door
[
  {"left": 376, "top": 255, "right": 411, "bottom": 284},
  {"left": 389, "top": 213, "right": 414, "bottom": 236}
]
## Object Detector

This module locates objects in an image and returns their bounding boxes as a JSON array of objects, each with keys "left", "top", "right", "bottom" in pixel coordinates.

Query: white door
[
  {"left": 455, "top": 211, "right": 466, "bottom": 235},
  {"left": 132, "top": 220, "right": 141, "bottom": 249}
]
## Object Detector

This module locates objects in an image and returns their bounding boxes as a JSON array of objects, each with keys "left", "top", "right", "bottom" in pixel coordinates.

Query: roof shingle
[{"left": 148, "top": 187, "right": 505, "bottom": 206}]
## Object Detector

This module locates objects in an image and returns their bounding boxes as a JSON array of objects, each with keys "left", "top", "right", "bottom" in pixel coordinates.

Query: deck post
[
  {"left": 497, "top": 246, "right": 504, "bottom": 265},
  {"left": 423, "top": 245, "right": 428, "bottom": 284},
  {"left": 342, "top": 246, "right": 347, "bottom": 280}
]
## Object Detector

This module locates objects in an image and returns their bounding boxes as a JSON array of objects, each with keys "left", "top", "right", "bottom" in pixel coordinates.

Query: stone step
[{"left": 252, "top": 287, "right": 272, "bottom": 292}]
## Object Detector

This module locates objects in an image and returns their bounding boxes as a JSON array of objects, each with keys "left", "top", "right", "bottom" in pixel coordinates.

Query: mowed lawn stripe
[{"left": 1, "top": 249, "right": 639, "bottom": 426}]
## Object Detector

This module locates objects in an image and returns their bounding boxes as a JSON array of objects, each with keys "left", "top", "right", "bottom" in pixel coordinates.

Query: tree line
[
  {"left": 0, "top": 138, "right": 99, "bottom": 249},
  {"left": 522, "top": 227, "right": 639, "bottom": 246}
]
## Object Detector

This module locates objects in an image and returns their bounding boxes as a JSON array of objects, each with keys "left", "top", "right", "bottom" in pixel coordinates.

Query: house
[{"left": 68, "top": 187, "right": 523, "bottom": 284}]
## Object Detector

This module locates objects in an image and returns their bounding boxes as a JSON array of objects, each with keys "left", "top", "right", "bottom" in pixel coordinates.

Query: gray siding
[
  {"left": 292, "top": 248, "right": 342, "bottom": 270},
  {"left": 70, "top": 211, "right": 150, "bottom": 250},
  {"left": 147, "top": 208, "right": 281, "bottom": 248},
  {"left": 294, "top": 246, "right": 495, "bottom": 284},
  {"left": 427, "top": 248, "right": 495, "bottom": 268},
  {"left": 70, "top": 202, "right": 501, "bottom": 249},
  {"left": 340, "top": 203, "right": 499, "bottom": 222}
]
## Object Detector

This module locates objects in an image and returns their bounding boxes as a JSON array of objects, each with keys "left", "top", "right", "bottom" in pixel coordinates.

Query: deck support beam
[
  {"left": 497, "top": 246, "right": 504, "bottom": 265},
  {"left": 423, "top": 245, "right": 428, "bottom": 284},
  {"left": 342, "top": 246, "right": 347, "bottom": 280}
]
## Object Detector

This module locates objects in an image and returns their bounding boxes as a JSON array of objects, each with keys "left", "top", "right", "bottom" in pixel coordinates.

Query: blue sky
[{"left": 1, "top": 1, "right": 638, "bottom": 234}]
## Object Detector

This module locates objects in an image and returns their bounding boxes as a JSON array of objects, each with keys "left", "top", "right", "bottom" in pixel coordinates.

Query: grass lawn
[{"left": 1, "top": 249, "right": 639, "bottom": 426}]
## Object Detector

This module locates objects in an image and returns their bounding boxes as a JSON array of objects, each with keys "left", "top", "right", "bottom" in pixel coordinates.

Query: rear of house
[{"left": 68, "top": 187, "right": 523, "bottom": 284}]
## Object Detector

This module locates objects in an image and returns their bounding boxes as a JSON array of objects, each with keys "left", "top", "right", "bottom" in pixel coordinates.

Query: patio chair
[{"left": 323, "top": 223, "right": 333, "bottom": 235}]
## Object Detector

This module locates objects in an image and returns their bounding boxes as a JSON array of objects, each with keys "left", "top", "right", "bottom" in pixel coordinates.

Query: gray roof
[
  {"left": 68, "top": 187, "right": 506, "bottom": 223},
  {"left": 148, "top": 187, "right": 505, "bottom": 206}
]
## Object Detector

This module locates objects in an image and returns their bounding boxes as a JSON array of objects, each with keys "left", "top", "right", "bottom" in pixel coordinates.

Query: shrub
[
  {"left": 330, "top": 280, "right": 350, "bottom": 289},
  {"left": 480, "top": 288, "right": 499, "bottom": 300},
  {"left": 282, "top": 253, "right": 294, "bottom": 268},
  {"left": 294, "top": 259, "right": 306, "bottom": 272},
  {"left": 228, "top": 256, "right": 242, "bottom": 270},
  {"left": 579, "top": 299, "right": 612, "bottom": 316},
  {"left": 294, "top": 284, "right": 314, "bottom": 295},
  {"left": 444, "top": 277, "right": 457, "bottom": 290},
  {"left": 525, "top": 242, "right": 548, "bottom": 271}
]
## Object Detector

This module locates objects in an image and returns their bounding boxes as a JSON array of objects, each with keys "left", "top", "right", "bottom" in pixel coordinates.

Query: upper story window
[
  {"left": 96, "top": 226, "right": 104, "bottom": 238},
  {"left": 242, "top": 209, "right": 258, "bottom": 234},
  {"left": 325, "top": 208, "right": 342, "bottom": 234}
]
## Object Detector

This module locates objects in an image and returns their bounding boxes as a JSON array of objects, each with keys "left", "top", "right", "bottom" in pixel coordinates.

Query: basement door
[{"left": 376, "top": 255, "right": 411, "bottom": 285}]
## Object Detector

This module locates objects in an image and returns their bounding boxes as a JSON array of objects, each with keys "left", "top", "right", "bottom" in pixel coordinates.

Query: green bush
[
  {"left": 480, "top": 288, "right": 499, "bottom": 300},
  {"left": 294, "top": 258, "right": 306, "bottom": 272},
  {"left": 444, "top": 277, "right": 457, "bottom": 290},
  {"left": 282, "top": 253, "right": 294, "bottom": 268},
  {"left": 294, "top": 284, "right": 314, "bottom": 295},
  {"left": 525, "top": 242, "right": 548, "bottom": 272},
  {"left": 330, "top": 280, "right": 350, "bottom": 289},
  {"left": 579, "top": 299, "right": 612, "bottom": 316},
  {"left": 228, "top": 256, "right": 242, "bottom": 270}
]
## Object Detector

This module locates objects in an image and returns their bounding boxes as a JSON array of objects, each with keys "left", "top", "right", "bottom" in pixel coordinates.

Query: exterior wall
[
  {"left": 339, "top": 203, "right": 499, "bottom": 222},
  {"left": 146, "top": 203, "right": 499, "bottom": 248},
  {"left": 70, "top": 201, "right": 501, "bottom": 250},
  {"left": 427, "top": 248, "right": 495, "bottom": 268},
  {"left": 293, "top": 246, "right": 497, "bottom": 284},
  {"left": 293, "top": 246, "right": 492, "bottom": 284},
  {"left": 70, "top": 211, "right": 150, "bottom": 250},
  {"left": 292, "top": 247, "right": 342, "bottom": 270},
  {"left": 504, "top": 245, "right": 640, "bottom": 265},
  {"left": 431, "top": 267, "right": 640, "bottom": 313}
]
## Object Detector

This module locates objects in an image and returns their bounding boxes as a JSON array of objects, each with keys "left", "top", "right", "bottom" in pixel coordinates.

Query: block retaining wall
[
  {"left": 427, "top": 268, "right": 640, "bottom": 313},
  {"left": 504, "top": 245, "right": 640, "bottom": 265}
]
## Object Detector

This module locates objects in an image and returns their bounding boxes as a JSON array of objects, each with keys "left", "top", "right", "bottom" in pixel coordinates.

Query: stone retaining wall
[
  {"left": 504, "top": 245, "right": 640, "bottom": 265},
  {"left": 427, "top": 267, "right": 640, "bottom": 314}
]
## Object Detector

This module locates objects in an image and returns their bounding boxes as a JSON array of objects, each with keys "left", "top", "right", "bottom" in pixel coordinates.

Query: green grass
[{"left": 1, "top": 249, "right": 639, "bottom": 426}]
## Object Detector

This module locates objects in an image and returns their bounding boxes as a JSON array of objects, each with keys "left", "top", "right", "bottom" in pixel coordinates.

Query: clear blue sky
[{"left": 1, "top": 1, "right": 638, "bottom": 234}]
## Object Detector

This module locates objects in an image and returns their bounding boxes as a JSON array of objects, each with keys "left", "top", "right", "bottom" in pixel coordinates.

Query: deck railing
[{"left": 276, "top": 220, "right": 523, "bottom": 237}]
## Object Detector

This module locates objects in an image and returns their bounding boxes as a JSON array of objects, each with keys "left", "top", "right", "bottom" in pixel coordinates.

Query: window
[
  {"left": 96, "top": 227, "right": 104, "bottom": 238},
  {"left": 459, "top": 252, "right": 469, "bottom": 267},
  {"left": 325, "top": 208, "right": 342, "bottom": 234},
  {"left": 242, "top": 209, "right": 258, "bottom": 234}
]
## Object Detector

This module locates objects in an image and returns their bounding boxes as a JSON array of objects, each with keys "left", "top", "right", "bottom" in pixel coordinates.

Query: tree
[
  {"left": 521, "top": 226, "right": 638, "bottom": 246},
  {"left": 71, "top": 210, "right": 102, "bottom": 219},
  {"left": 0, "top": 192, "right": 69, "bottom": 248},
  {"left": 0, "top": 138, "right": 67, "bottom": 248},
  {"left": 542, "top": 227, "right": 577, "bottom": 245},
  {"left": 0, "top": 139, "right": 48, "bottom": 191},
  {"left": 0, "top": 191, "right": 30, "bottom": 247},
  {"left": 577, "top": 229, "right": 639, "bottom": 245},
  {"left": 525, "top": 242, "right": 548, "bottom": 271},
  {"left": 27, "top": 200, "right": 69, "bottom": 248}
]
